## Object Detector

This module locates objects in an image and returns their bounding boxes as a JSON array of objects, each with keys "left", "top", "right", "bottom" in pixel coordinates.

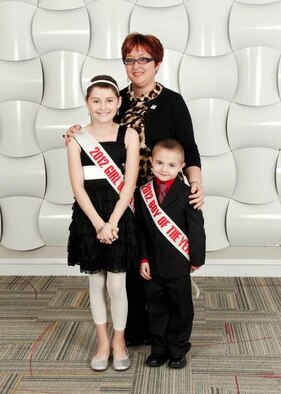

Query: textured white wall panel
[
  {"left": 0, "top": 197, "right": 45, "bottom": 251},
  {"left": 137, "top": 0, "right": 182, "bottom": 6},
  {"left": 187, "top": 99, "right": 230, "bottom": 156},
  {"left": 179, "top": 54, "right": 238, "bottom": 101},
  {"left": 0, "top": 0, "right": 280, "bottom": 259},
  {"left": 0, "top": 101, "right": 41, "bottom": 157},
  {"left": 277, "top": 152, "right": 281, "bottom": 198},
  {"left": 130, "top": 4, "right": 189, "bottom": 52},
  {"left": 227, "top": 200, "right": 281, "bottom": 246},
  {"left": 278, "top": 57, "right": 281, "bottom": 99},
  {"left": 236, "top": 0, "right": 280, "bottom": 3},
  {"left": 157, "top": 49, "right": 182, "bottom": 93},
  {"left": 0, "top": 1, "right": 38, "bottom": 61},
  {"left": 202, "top": 196, "right": 230, "bottom": 251},
  {"left": 233, "top": 47, "right": 280, "bottom": 106},
  {"left": 227, "top": 103, "right": 281, "bottom": 150},
  {"left": 38, "top": 0, "right": 85, "bottom": 10},
  {"left": 0, "top": 0, "right": 38, "bottom": 4},
  {"left": 232, "top": 148, "right": 279, "bottom": 204},
  {"left": 0, "top": 155, "right": 45, "bottom": 199},
  {"left": 87, "top": 0, "right": 133, "bottom": 59},
  {"left": 36, "top": 106, "right": 89, "bottom": 152},
  {"left": 230, "top": 2, "right": 281, "bottom": 52},
  {"left": 82, "top": 57, "right": 128, "bottom": 91},
  {"left": 41, "top": 51, "right": 85, "bottom": 109},
  {"left": 0, "top": 58, "right": 43, "bottom": 103},
  {"left": 185, "top": 0, "right": 233, "bottom": 56},
  {"left": 43, "top": 149, "right": 73, "bottom": 204},
  {"left": 32, "top": 7, "right": 90, "bottom": 55},
  {"left": 39, "top": 201, "right": 72, "bottom": 245},
  {"left": 201, "top": 154, "right": 236, "bottom": 198}
]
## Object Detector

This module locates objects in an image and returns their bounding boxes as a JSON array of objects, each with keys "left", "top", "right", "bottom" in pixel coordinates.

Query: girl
[{"left": 67, "top": 75, "right": 139, "bottom": 371}]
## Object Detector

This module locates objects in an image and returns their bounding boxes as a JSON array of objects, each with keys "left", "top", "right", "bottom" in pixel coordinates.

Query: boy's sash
[
  {"left": 74, "top": 128, "right": 134, "bottom": 212},
  {"left": 140, "top": 180, "right": 200, "bottom": 298}
]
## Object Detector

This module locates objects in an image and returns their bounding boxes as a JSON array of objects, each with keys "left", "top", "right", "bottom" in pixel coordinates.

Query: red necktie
[{"left": 158, "top": 182, "right": 167, "bottom": 204}]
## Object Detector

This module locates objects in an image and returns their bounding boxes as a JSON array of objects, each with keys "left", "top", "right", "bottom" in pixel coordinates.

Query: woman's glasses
[{"left": 123, "top": 57, "right": 155, "bottom": 65}]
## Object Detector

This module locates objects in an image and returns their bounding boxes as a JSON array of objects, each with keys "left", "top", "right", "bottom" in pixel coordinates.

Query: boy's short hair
[{"left": 152, "top": 139, "right": 185, "bottom": 161}]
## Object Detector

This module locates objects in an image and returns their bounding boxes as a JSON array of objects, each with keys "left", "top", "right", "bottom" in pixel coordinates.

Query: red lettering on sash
[
  {"left": 167, "top": 225, "right": 181, "bottom": 242},
  {"left": 77, "top": 130, "right": 134, "bottom": 212},
  {"left": 180, "top": 240, "right": 189, "bottom": 253},
  {"left": 117, "top": 181, "right": 124, "bottom": 191},
  {"left": 148, "top": 200, "right": 161, "bottom": 217},
  {"left": 142, "top": 183, "right": 153, "bottom": 199},
  {"left": 104, "top": 165, "right": 121, "bottom": 185},
  {"left": 157, "top": 216, "right": 170, "bottom": 228},
  {"left": 140, "top": 180, "right": 189, "bottom": 260},
  {"left": 104, "top": 165, "right": 113, "bottom": 175},
  {"left": 97, "top": 156, "right": 109, "bottom": 167},
  {"left": 179, "top": 236, "right": 187, "bottom": 248},
  {"left": 89, "top": 148, "right": 109, "bottom": 168},
  {"left": 90, "top": 147, "right": 102, "bottom": 160}
]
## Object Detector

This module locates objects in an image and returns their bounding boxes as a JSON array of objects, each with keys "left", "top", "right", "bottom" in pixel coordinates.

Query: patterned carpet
[{"left": 0, "top": 276, "right": 280, "bottom": 394}]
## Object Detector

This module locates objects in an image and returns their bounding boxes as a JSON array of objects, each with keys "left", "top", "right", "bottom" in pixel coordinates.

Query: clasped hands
[{"left": 96, "top": 222, "right": 119, "bottom": 244}]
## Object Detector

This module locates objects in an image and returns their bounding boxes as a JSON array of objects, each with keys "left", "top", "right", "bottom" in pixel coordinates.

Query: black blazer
[
  {"left": 135, "top": 177, "right": 206, "bottom": 279},
  {"left": 115, "top": 85, "right": 201, "bottom": 169}
]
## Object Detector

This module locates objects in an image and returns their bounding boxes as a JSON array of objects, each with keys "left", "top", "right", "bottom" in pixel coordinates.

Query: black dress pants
[
  {"left": 145, "top": 274, "right": 194, "bottom": 357},
  {"left": 125, "top": 271, "right": 149, "bottom": 344}
]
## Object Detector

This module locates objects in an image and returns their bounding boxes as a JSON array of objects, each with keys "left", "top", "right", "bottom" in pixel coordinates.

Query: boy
[{"left": 135, "top": 139, "right": 206, "bottom": 369}]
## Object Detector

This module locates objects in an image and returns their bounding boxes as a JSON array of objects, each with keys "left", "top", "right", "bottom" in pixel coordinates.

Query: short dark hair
[
  {"left": 121, "top": 32, "right": 164, "bottom": 66},
  {"left": 152, "top": 139, "right": 185, "bottom": 161},
  {"left": 86, "top": 75, "right": 119, "bottom": 100}
]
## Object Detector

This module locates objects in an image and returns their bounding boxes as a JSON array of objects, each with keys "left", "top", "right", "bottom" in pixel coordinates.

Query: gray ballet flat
[
  {"left": 113, "top": 348, "right": 131, "bottom": 371},
  {"left": 91, "top": 355, "right": 109, "bottom": 371}
]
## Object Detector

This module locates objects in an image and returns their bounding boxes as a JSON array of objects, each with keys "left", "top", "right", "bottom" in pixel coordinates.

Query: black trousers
[
  {"left": 125, "top": 271, "right": 149, "bottom": 343},
  {"left": 145, "top": 274, "right": 194, "bottom": 357}
]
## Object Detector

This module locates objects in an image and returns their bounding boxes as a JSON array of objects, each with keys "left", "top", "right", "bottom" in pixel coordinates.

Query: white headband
[{"left": 86, "top": 79, "right": 119, "bottom": 93}]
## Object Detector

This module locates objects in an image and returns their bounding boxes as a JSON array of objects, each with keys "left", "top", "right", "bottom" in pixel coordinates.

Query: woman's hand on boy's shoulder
[{"left": 189, "top": 182, "right": 204, "bottom": 210}]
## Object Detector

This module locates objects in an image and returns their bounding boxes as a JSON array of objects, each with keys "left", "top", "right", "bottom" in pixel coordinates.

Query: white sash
[
  {"left": 83, "top": 165, "right": 106, "bottom": 180},
  {"left": 140, "top": 180, "right": 200, "bottom": 298},
  {"left": 75, "top": 128, "right": 134, "bottom": 212}
]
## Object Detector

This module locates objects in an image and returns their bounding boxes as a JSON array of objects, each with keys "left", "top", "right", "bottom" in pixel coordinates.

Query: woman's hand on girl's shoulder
[{"left": 64, "top": 124, "right": 82, "bottom": 145}]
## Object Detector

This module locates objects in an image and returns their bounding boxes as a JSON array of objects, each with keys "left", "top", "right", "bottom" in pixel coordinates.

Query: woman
[{"left": 66, "top": 33, "right": 204, "bottom": 346}]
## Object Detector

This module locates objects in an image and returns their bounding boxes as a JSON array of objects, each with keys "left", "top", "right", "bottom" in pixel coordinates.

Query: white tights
[{"left": 89, "top": 272, "right": 127, "bottom": 331}]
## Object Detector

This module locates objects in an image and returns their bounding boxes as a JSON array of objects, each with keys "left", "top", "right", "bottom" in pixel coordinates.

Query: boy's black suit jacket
[{"left": 135, "top": 177, "right": 206, "bottom": 279}]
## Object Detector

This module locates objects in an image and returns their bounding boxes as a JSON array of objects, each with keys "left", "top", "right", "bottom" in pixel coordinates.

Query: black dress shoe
[
  {"left": 145, "top": 353, "right": 169, "bottom": 367},
  {"left": 168, "top": 355, "right": 186, "bottom": 369}
]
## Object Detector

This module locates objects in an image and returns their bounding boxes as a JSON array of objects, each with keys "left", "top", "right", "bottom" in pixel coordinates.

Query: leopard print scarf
[{"left": 121, "top": 82, "right": 163, "bottom": 186}]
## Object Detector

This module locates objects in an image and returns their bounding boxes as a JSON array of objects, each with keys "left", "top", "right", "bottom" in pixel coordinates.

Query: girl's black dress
[{"left": 67, "top": 125, "right": 138, "bottom": 274}]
